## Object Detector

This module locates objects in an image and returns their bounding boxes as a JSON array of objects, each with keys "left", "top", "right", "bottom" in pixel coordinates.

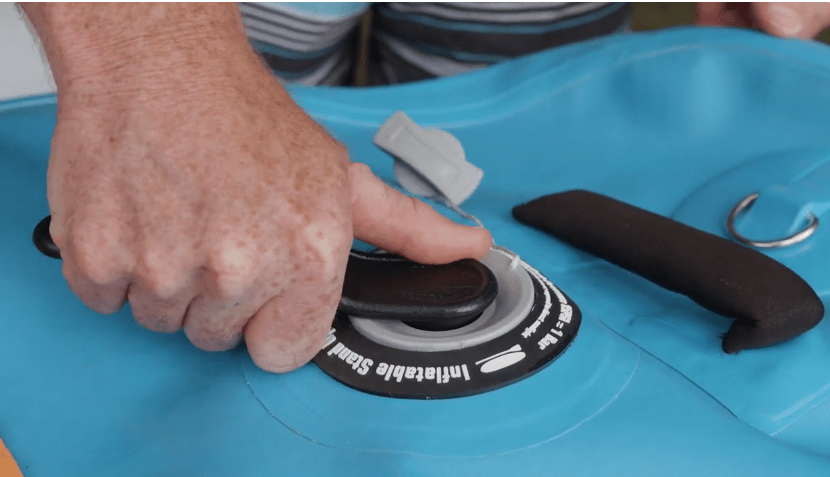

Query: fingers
[
  {"left": 181, "top": 291, "right": 253, "bottom": 352},
  {"left": 57, "top": 159, "right": 492, "bottom": 374},
  {"left": 244, "top": 220, "right": 350, "bottom": 373},
  {"left": 62, "top": 240, "right": 205, "bottom": 336},
  {"left": 61, "top": 215, "right": 204, "bottom": 333},
  {"left": 753, "top": 2, "right": 830, "bottom": 39},
  {"left": 57, "top": 216, "right": 132, "bottom": 315},
  {"left": 181, "top": 246, "right": 265, "bottom": 351},
  {"left": 244, "top": 268, "right": 344, "bottom": 374},
  {"left": 62, "top": 258, "right": 129, "bottom": 315},
  {"left": 130, "top": 237, "right": 268, "bottom": 346},
  {"left": 349, "top": 163, "right": 493, "bottom": 265},
  {"left": 126, "top": 281, "right": 197, "bottom": 334},
  {"left": 62, "top": 250, "right": 196, "bottom": 337}
]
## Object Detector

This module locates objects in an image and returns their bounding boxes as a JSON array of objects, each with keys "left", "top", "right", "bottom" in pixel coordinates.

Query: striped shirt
[{"left": 240, "top": 2, "right": 631, "bottom": 86}]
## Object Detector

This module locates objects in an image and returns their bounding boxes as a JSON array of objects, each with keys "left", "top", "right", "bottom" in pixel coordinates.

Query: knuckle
[
  {"left": 402, "top": 194, "right": 429, "bottom": 219},
  {"left": 71, "top": 247, "right": 122, "bottom": 286},
  {"left": 144, "top": 275, "right": 181, "bottom": 300},
  {"left": 136, "top": 259, "right": 188, "bottom": 300},
  {"left": 208, "top": 240, "right": 260, "bottom": 298},
  {"left": 348, "top": 161, "right": 373, "bottom": 181},
  {"left": 61, "top": 264, "right": 125, "bottom": 315},
  {"left": 67, "top": 220, "right": 129, "bottom": 285},
  {"left": 300, "top": 223, "right": 350, "bottom": 283}
]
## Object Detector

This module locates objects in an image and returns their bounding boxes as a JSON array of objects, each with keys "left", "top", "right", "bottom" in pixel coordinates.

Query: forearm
[{"left": 18, "top": 2, "right": 271, "bottom": 96}]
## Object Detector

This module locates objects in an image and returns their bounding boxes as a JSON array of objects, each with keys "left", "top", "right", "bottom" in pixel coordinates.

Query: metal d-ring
[{"left": 726, "top": 192, "right": 819, "bottom": 249}]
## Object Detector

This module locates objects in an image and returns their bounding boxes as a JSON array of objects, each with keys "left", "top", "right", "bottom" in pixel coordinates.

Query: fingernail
[{"left": 768, "top": 5, "right": 803, "bottom": 36}]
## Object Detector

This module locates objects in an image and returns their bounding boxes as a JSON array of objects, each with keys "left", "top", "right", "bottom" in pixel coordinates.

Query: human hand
[
  {"left": 23, "top": 3, "right": 492, "bottom": 373},
  {"left": 696, "top": 2, "right": 830, "bottom": 39}
]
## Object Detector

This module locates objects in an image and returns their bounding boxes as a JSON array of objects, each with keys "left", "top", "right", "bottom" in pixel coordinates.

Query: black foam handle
[
  {"left": 512, "top": 190, "right": 824, "bottom": 353},
  {"left": 33, "top": 215, "right": 498, "bottom": 327},
  {"left": 340, "top": 250, "right": 498, "bottom": 327}
]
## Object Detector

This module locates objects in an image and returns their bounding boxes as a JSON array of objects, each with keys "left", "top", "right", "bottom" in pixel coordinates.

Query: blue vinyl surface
[{"left": 3, "top": 28, "right": 830, "bottom": 475}]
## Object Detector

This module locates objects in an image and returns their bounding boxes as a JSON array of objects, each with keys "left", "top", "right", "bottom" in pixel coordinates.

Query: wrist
[{"left": 19, "top": 3, "right": 268, "bottom": 98}]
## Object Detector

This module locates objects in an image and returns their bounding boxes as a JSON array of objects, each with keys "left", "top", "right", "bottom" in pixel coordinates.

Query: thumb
[
  {"left": 348, "top": 162, "right": 493, "bottom": 264},
  {"left": 753, "top": 2, "right": 830, "bottom": 39}
]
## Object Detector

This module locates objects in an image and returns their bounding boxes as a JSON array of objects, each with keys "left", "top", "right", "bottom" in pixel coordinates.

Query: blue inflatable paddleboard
[{"left": 2, "top": 28, "right": 830, "bottom": 476}]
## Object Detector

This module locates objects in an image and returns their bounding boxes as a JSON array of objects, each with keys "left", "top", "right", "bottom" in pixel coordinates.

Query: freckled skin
[{"left": 20, "top": 3, "right": 493, "bottom": 373}]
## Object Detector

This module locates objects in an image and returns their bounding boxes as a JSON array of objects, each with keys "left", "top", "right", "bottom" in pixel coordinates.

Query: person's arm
[
  {"left": 696, "top": 2, "right": 830, "bottom": 39},
  {"left": 19, "top": 3, "right": 492, "bottom": 372},
  {"left": 20, "top": 3, "right": 261, "bottom": 98}
]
